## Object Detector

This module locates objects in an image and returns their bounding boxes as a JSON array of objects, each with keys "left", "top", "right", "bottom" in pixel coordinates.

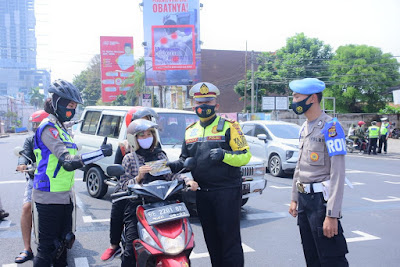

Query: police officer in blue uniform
[{"left": 288, "top": 78, "right": 349, "bottom": 267}]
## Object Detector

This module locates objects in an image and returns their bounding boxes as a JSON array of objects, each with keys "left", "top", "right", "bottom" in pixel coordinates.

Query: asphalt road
[{"left": 1, "top": 133, "right": 400, "bottom": 266}]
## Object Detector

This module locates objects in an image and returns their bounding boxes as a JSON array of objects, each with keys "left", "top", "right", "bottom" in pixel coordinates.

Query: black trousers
[
  {"left": 196, "top": 187, "right": 244, "bottom": 267},
  {"left": 378, "top": 136, "right": 387, "bottom": 153},
  {"left": 33, "top": 202, "right": 73, "bottom": 267},
  {"left": 298, "top": 193, "right": 348, "bottom": 267},
  {"left": 110, "top": 198, "right": 127, "bottom": 246},
  {"left": 121, "top": 200, "right": 138, "bottom": 267},
  {"left": 368, "top": 138, "right": 378, "bottom": 154}
]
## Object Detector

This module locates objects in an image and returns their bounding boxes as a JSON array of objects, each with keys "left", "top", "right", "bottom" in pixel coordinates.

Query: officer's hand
[
  {"left": 323, "top": 217, "right": 338, "bottom": 238},
  {"left": 101, "top": 137, "right": 113, "bottom": 157},
  {"left": 16, "top": 164, "right": 27, "bottom": 172},
  {"left": 185, "top": 180, "right": 199, "bottom": 191},
  {"left": 210, "top": 148, "right": 225, "bottom": 162},
  {"left": 288, "top": 201, "right": 298, "bottom": 217}
]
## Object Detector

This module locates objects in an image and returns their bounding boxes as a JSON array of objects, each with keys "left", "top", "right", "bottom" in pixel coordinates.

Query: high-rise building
[{"left": 0, "top": 0, "right": 50, "bottom": 100}]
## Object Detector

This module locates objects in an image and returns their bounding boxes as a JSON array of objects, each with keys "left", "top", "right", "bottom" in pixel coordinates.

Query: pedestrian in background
[
  {"left": 288, "top": 78, "right": 349, "bottom": 267},
  {"left": 367, "top": 121, "right": 379, "bottom": 155},
  {"left": 378, "top": 117, "right": 389, "bottom": 154}
]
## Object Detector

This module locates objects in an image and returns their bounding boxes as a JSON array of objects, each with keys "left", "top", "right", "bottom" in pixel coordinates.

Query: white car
[{"left": 240, "top": 120, "right": 300, "bottom": 177}]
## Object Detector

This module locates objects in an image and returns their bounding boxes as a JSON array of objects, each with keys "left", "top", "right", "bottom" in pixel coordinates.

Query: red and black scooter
[{"left": 108, "top": 159, "right": 195, "bottom": 267}]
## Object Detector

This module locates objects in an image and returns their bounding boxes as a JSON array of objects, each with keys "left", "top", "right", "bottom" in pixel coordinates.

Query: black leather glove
[
  {"left": 210, "top": 148, "right": 225, "bottom": 162},
  {"left": 101, "top": 137, "right": 113, "bottom": 157}
]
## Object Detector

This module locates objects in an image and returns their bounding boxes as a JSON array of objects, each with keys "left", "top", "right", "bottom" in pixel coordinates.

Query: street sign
[
  {"left": 276, "top": 97, "right": 288, "bottom": 110},
  {"left": 262, "top": 97, "right": 275, "bottom": 110}
]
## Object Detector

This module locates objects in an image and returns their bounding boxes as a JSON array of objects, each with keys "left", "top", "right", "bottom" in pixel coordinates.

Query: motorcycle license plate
[
  {"left": 242, "top": 183, "right": 250, "bottom": 194},
  {"left": 144, "top": 203, "right": 190, "bottom": 225}
]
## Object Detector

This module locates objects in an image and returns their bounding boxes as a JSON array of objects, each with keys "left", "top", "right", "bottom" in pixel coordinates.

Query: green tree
[
  {"left": 29, "top": 87, "right": 45, "bottom": 108},
  {"left": 124, "top": 57, "right": 145, "bottom": 106},
  {"left": 73, "top": 55, "right": 101, "bottom": 106},
  {"left": 326, "top": 45, "right": 400, "bottom": 113},
  {"left": 112, "top": 94, "right": 128, "bottom": 106},
  {"left": 234, "top": 33, "right": 333, "bottom": 111}
]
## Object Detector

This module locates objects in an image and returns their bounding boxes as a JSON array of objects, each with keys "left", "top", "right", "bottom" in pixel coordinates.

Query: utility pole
[
  {"left": 251, "top": 50, "right": 254, "bottom": 113},
  {"left": 244, "top": 41, "right": 247, "bottom": 112}
]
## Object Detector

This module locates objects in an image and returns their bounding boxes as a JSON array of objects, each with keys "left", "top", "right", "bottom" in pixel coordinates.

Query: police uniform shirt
[{"left": 291, "top": 112, "right": 346, "bottom": 218}]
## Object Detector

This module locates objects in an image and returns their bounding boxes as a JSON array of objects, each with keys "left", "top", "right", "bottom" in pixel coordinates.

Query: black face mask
[
  {"left": 291, "top": 95, "right": 312, "bottom": 115},
  {"left": 56, "top": 106, "right": 75, "bottom": 122},
  {"left": 195, "top": 104, "right": 216, "bottom": 118}
]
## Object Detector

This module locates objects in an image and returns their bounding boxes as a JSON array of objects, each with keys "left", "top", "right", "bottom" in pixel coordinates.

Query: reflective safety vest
[
  {"left": 380, "top": 122, "right": 389, "bottom": 135},
  {"left": 368, "top": 126, "right": 379, "bottom": 138},
  {"left": 34, "top": 120, "right": 77, "bottom": 192}
]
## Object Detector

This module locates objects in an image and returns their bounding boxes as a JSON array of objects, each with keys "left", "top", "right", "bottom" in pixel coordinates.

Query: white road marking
[
  {"left": 269, "top": 185, "right": 292, "bottom": 189},
  {"left": 346, "top": 231, "right": 380, "bottom": 243},
  {"left": 74, "top": 257, "right": 90, "bottom": 267},
  {"left": 2, "top": 264, "right": 17, "bottom": 267},
  {"left": 0, "top": 178, "right": 82, "bottom": 185},
  {"left": 345, "top": 182, "right": 364, "bottom": 186},
  {"left": 190, "top": 243, "right": 255, "bottom": 259},
  {"left": 0, "top": 220, "right": 11, "bottom": 229},
  {"left": 346, "top": 169, "right": 400, "bottom": 178},
  {"left": 245, "top": 212, "right": 288, "bottom": 220},
  {"left": 362, "top": 196, "right": 400, "bottom": 203},
  {"left": 82, "top": 215, "right": 110, "bottom": 223},
  {"left": 284, "top": 203, "right": 291, "bottom": 206},
  {"left": 384, "top": 181, "right": 400, "bottom": 185}
]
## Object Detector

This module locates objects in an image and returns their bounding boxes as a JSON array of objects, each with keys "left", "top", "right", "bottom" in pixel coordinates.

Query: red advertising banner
[{"left": 100, "top": 36, "right": 134, "bottom": 102}]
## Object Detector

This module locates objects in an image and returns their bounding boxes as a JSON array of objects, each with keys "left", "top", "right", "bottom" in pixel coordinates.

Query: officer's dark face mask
[
  {"left": 56, "top": 105, "right": 75, "bottom": 122},
  {"left": 195, "top": 104, "right": 216, "bottom": 118},
  {"left": 291, "top": 95, "right": 313, "bottom": 115}
]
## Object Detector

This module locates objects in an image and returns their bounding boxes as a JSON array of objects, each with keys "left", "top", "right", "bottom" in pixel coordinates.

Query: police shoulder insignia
[
  {"left": 186, "top": 121, "right": 197, "bottom": 130},
  {"left": 225, "top": 118, "right": 236, "bottom": 123},
  {"left": 48, "top": 128, "right": 59, "bottom": 139},
  {"left": 328, "top": 125, "right": 337, "bottom": 138}
]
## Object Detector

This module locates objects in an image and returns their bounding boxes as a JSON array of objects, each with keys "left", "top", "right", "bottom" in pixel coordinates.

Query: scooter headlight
[
  {"left": 159, "top": 231, "right": 185, "bottom": 255},
  {"left": 140, "top": 228, "right": 158, "bottom": 248}
]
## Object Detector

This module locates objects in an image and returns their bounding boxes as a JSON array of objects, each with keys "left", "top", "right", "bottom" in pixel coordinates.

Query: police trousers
[
  {"left": 196, "top": 186, "right": 244, "bottom": 267},
  {"left": 378, "top": 136, "right": 387, "bottom": 153},
  {"left": 33, "top": 202, "right": 73, "bottom": 267},
  {"left": 297, "top": 192, "right": 348, "bottom": 267}
]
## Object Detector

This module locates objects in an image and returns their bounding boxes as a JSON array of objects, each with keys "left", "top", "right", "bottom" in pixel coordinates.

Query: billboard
[
  {"left": 143, "top": 0, "right": 201, "bottom": 86},
  {"left": 100, "top": 36, "right": 135, "bottom": 102}
]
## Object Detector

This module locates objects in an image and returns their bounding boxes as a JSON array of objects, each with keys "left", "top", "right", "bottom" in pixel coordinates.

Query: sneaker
[
  {"left": 0, "top": 210, "right": 9, "bottom": 220},
  {"left": 101, "top": 247, "right": 121, "bottom": 261}
]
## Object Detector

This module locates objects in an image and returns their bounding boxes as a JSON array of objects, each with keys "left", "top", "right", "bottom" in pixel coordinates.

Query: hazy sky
[{"left": 34, "top": 0, "right": 400, "bottom": 82}]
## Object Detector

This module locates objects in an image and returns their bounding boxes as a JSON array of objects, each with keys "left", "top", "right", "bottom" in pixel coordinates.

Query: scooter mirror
[
  {"left": 13, "top": 146, "right": 24, "bottom": 157},
  {"left": 183, "top": 157, "right": 196, "bottom": 171},
  {"left": 107, "top": 164, "right": 125, "bottom": 177}
]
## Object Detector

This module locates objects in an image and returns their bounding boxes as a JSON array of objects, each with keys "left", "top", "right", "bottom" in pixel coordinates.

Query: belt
[{"left": 296, "top": 181, "right": 324, "bottom": 194}]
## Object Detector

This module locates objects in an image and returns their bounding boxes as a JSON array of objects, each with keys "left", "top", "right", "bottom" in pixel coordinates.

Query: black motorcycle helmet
[
  {"left": 48, "top": 79, "right": 83, "bottom": 105},
  {"left": 132, "top": 107, "right": 159, "bottom": 121}
]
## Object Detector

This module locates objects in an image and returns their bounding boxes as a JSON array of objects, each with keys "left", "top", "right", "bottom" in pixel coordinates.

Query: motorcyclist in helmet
[
  {"left": 101, "top": 107, "right": 159, "bottom": 261},
  {"left": 119, "top": 119, "right": 198, "bottom": 267},
  {"left": 14, "top": 110, "right": 48, "bottom": 263},
  {"left": 33, "top": 79, "right": 113, "bottom": 267}
]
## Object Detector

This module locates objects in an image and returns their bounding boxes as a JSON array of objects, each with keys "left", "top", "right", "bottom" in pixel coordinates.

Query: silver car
[{"left": 240, "top": 120, "right": 300, "bottom": 177}]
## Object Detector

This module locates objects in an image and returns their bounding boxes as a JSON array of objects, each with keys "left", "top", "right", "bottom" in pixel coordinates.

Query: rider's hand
[
  {"left": 16, "top": 164, "right": 27, "bottom": 172},
  {"left": 288, "top": 200, "right": 298, "bottom": 217},
  {"left": 210, "top": 148, "right": 225, "bottom": 162},
  {"left": 137, "top": 165, "right": 152, "bottom": 183},
  {"left": 185, "top": 180, "right": 198, "bottom": 191},
  {"left": 100, "top": 137, "right": 113, "bottom": 157}
]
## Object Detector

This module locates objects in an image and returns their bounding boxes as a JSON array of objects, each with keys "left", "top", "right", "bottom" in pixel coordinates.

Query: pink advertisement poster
[{"left": 100, "top": 36, "right": 134, "bottom": 102}]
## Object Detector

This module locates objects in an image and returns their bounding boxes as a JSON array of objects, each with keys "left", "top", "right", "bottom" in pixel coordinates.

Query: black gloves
[
  {"left": 101, "top": 137, "right": 113, "bottom": 157},
  {"left": 210, "top": 148, "right": 225, "bottom": 162}
]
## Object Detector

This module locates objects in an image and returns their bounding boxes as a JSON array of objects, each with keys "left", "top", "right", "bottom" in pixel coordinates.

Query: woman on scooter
[{"left": 120, "top": 119, "right": 198, "bottom": 267}]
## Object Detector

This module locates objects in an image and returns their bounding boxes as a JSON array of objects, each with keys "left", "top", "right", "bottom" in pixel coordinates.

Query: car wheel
[
  {"left": 86, "top": 167, "right": 108, "bottom": 199},
  {"left": 268, "top": 154, "right": 284, "bottom": 177},
  {"left": 241, "top": 198, "right": 249, "bottom": 206}
]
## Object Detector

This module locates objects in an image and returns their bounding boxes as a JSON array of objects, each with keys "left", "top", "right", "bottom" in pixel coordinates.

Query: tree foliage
[
  {"left": 124, "top": 57, "right": 145, "bottom": 106},
  {"left": 73, "top": 55, "right": 101, "bottom": 106},
  {"left": 29, "top": 87, "right": 45, "bottom": 108},
  {"left": 325, "top": 45, "right": 400, "bottom": 113}
]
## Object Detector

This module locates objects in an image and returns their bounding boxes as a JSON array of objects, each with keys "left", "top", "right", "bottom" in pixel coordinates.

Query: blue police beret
[{"left": 289, "top": 78, "right": 325, "bottom": 95}]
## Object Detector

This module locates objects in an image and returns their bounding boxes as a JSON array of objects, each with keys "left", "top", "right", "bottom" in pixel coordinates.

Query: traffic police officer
[
  {"left": 367, "top": 121, "right": 379, "bottom": 155},
  {"left": 288, "top": 78, "right": 349, "bottom": 267},
  {"left": 378, "top": 117, "right": 389, "bottom": 154},
  {"left": 168, "top": 82, "right": 251, "bottom": 267}
]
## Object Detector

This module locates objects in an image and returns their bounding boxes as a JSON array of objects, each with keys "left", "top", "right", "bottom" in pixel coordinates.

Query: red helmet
[
  {"left": 358, "top": 121, "right": 366, "bottom": 127},
  {"left": 125, "top": 106, "right": 143, "bottom": 127},
  {"left": 29, "top": 110, "right": 49, "bottom": 123}
]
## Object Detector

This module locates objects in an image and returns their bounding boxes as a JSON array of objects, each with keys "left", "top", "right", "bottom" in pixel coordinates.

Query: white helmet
[{"left": 126, "top": 119, "right": 158, "bottom": 151}]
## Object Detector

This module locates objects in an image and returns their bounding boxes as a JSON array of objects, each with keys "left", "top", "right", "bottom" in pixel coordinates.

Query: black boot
[{"left": 0, "top": 209, "right": 9, "bottom": 220}]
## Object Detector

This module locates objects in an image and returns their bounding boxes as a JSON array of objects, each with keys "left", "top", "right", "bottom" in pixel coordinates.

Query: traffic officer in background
[
  {"left": 288, "top": 78, "right": 349, "bottom": 266},
  {"left": 168, "top": 82, "right": 251, "bottom": 267},
  {"left": 378, "top": 117, "right": 389, "bottom": 154},
  {"left": 367, "top": 121, "right": 379, "bottom": 155}
]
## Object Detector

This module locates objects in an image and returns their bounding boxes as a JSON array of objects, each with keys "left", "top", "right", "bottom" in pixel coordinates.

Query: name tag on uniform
[{"left": 321, "top": 118, "right": 347, "bottom": 156}]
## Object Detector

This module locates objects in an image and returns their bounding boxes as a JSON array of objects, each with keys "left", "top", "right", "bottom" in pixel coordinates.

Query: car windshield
[
  {"left": 158, "top": 113, "right": 198, "bottom": 145},
  {"left": 265, "top": 124, "right": 301, "bottom": 139}
]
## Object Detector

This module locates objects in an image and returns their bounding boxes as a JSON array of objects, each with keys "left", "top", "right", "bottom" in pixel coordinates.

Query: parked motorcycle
[{"left": 108, "top": 158, "right": 196, "bottom": 267}]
